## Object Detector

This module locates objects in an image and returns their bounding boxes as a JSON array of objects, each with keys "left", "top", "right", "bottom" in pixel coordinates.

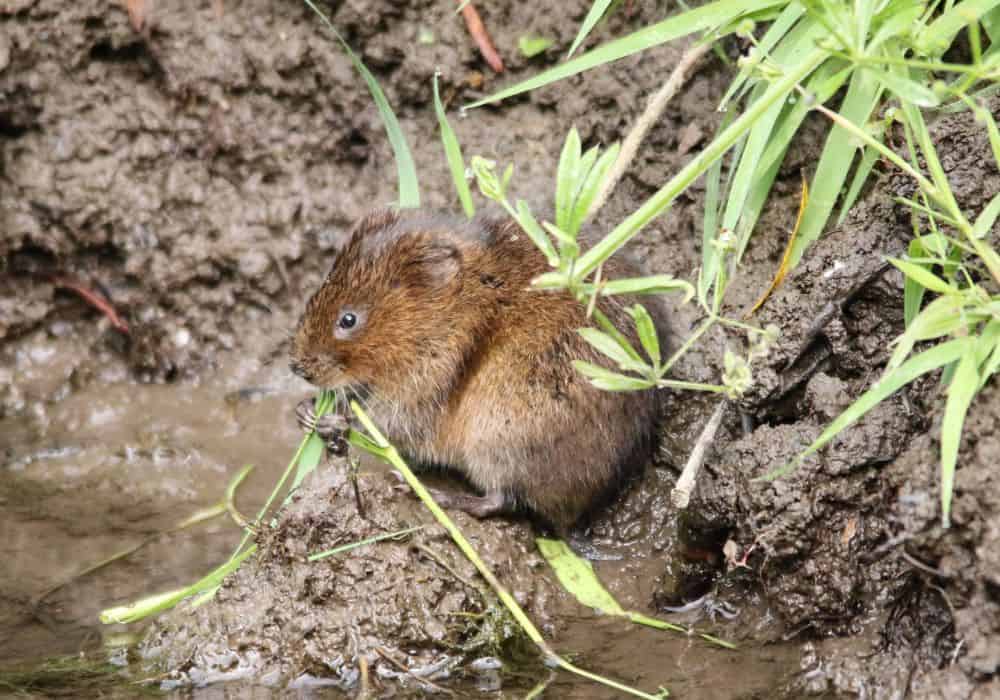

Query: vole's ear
[
  {"left": 352, "top": 208, "right": 401, "bottom": 239},
  {"left": 405, "top": 242, "right": 462, "bottom": 288}
]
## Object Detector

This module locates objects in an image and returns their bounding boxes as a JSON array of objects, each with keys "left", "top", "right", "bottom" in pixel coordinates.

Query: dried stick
[{"left": 588, "top": 41, "right": 713, "bottom": 218}]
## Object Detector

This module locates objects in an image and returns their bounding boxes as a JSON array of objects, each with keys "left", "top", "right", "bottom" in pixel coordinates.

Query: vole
[{"left": 290, "top": 209, "right": 670, "bottom": 531}]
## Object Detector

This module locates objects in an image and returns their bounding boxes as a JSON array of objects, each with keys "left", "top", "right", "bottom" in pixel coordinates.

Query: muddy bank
[
  {"left": 142, "top": 466, "right": 563, "bottom": 693},
  {"left": 2, "top": 0, "right": 999, "bottom": 697}
]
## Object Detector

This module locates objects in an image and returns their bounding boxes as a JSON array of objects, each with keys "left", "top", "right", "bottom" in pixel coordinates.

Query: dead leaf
[
  {"left": 744, "top": 174, "right": 809, "bottom": 319},
  {"left": 124, "top": 0, "right": 149, "bottom": 33}
]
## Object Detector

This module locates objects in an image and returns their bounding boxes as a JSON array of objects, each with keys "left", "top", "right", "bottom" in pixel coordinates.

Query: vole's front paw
[{"left": 295, "top": 398, "right": 349, "bottom": 444}]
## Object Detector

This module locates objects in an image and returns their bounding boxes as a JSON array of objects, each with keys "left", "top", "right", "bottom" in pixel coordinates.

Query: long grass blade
[
  {"left": 433, "top": 73, "right": 475, "bottom": 218},
  {"left": 939, "top": 344, "right": 979, "bottom": 527},
  {"left": 303, "top": 0, "right": 420, "bottom": 208},
  {"left": 465, "top": 0, "right": 786, "bottom": 108},
  {"left": 566, "top": 0, "right": 616, "bottom": 58}
]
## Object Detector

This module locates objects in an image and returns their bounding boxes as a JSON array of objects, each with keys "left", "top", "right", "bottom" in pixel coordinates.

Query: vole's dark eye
[{"left": 338, "top": 312, "right": 357, "bottom": 330}]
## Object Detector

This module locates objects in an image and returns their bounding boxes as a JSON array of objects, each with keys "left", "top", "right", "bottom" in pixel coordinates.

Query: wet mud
[{"left": 2, "top": 0, "right": 998, "bottom": 697}]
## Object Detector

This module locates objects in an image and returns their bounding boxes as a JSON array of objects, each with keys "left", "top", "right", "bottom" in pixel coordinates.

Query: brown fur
[{"left": 291, "top": 209, "right": 670, "bottom": 529}]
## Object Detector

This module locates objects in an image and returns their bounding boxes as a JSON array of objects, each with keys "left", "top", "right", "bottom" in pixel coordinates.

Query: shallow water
[{"left": 1, "top": 324, "right": 806, "bottom": 698}]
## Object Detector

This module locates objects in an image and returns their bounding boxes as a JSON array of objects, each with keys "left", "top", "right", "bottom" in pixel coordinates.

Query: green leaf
[
  {"left": 571, "top": 142, "right": 620, "bottom": 232},
  {"left": 575, "top": 45, "right": 829, "bottom": 280},
  {"left": 979, "top": 321, "right": 1000, "bottom": 389},
  {"left": 290, "top": 433, "right": 325, "bottom": 494},
  {"left": 433, "top": 73, "right": 475, "bottom": 219},
  {"left": 566, "top": 0, "right": 616, "bottom": 58},
  {"left": 887, "top": 293, "right": 969, "bottom": 372},
  {"left": 627, "top": 304, "right": 661, "bottom": 367},
  {"left": 598, "top": 274, "right": 695, "bottom": 301},
  {"left": 867, "top": 67, "right": 940, "bottom": 107},
  {"left": 917, "top": 0, "right": 1000, "bottom": 56},
  {"left": 532, "top": 270, "right": 570, "bottom": 289},
  {"left": 516, "top": 200, "right": 559, "bottom": 266},
  {"left": 536, "top": 538, "right": 625, "bottom": 613},
  {"left": 971, "top": 191, "right": 1000, "bottom": 239},
  {"left": 903, "top": 239, "right": 928, "bottom": 327},
  {"left": 536, "top": 537, "right": 735, "bottom": 648},
  {"left": 556, "top": 128, "right": 583, "bottom": 232},
  {"left": 519, "top": 35, "right": 555, "bottom": 58},
  {"left": 765, "top": 337, "right": 975, "bottom": 480},
  {"left": 465, "top": 0, "right": 786, "bottom": 108},
  {"left": 578, "top": 328, "right": 649, "bottom": 373},
  {"left": 303, "top": 0, "right": 419, "bottom": 208},
  {"left": 544, "top": 221, "right": 580, "bottom": 261},
  {"left": 793, "top": 67, "right": 883, "bottom": 264},
  {"left": 886, "top": 256, "right": 955, "bottom": 295},
  {"left": 572, "top": 360, "right": 654, "bottom": 391},
  {"left": 940, "top": 344, "right": 979, "bottom": 528},
  {"left": 718, "top": 2, "right": 805, "bottom": 109}
]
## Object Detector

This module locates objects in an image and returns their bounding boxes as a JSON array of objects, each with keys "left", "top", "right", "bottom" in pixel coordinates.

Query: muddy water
[
  {"left": 2, "top": 320, "right": 804, "bottom": 698},
  {"left": 1, "top": 319, "right": 304, "bottom": 665}
]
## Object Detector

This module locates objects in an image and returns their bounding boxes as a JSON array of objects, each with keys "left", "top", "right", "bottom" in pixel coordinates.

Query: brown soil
[{"left": 2, "top": 0, "right": 998, "bottom": 698}]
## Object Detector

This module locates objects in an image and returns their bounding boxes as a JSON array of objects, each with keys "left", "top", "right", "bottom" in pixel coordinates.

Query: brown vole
[{"left": 290, "top": 209, "right": 670, "bottom": 530}]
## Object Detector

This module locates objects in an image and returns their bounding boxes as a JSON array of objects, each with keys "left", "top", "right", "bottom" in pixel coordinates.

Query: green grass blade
[
  {"left": 836, "top": 138, "right": 881, "bottom": 225},
  {"left": 940, "top": 344, "right": 979, "bottom": 527},
  {"left": 572, "top": 360, "right": 654, "bottom": 390},
  {"left": 575, "top": 45, "right": 828, "bottom": 279},
  {"left": 433, "top": 74, "right": 475, "bottom": 219},
  {"left": 627, "top": 304, "right": 661, "bottom": 367},
  {"left": 465, "top": 0, "right": 786, "bottom": 108},
  {"left": 972, "top": 191, "right": 1000, "bottom": 239},
  {"left": 903, "top": 239, "right": 929, "bottom": 326},
  {"left": 578, "top": 328, "right": 649, "bottom": 373},
  {"left": 722, "top": 18, "right": 827, "bottom": 235},
  {"left": 557, "top": 128, "right": 583, "bottom": 232},
  {"left": 730, "top": 60, "right": 851, "bottom": 264},
  {"left": 791, "top": 68, "right": 882, "bottom": 264},
  {"left": 596, "top": 274, "right": 694, "bottom": 297},
  {"left": 918, "top": 0, "right": 1000, "bottom": 55},
  {"left": 303, "top": 0, "right": 420, "bottom": 208},
  {"left": 699, "top": 106, "right": 734, "bottom": 307},
  {"left": 886, "top": 256, "right": 955, "bottom": 294},
  {"left": 763, "top": 337, "right": 975, "bottom": 480},
  {"left": 718, "top": 2, "right": 806, "bottom": 109},
  {"left": 308, "top": 525, "right": 425, "bottom": 561},
  {"left": 566, "top": 0, "right": 616, "bottom": 58},
  {"left": 537, "top": 538, "right": 734, "bottom": 647},
  {"left": 978, "top": 321, "right": 1000, "bottom": 389}
]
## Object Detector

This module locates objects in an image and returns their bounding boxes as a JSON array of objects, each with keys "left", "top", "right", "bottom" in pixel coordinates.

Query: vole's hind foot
[
  {"left": 426, "top": 488, "right": 509, "bottom": 519},
  {"left": 564, "top": 530, "right": 623, "bottom": 562}
]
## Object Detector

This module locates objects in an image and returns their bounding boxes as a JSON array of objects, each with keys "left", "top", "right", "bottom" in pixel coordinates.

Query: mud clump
[
  {"left": 141, "top": 464, "right": 562, "bottom": 691},
  {"left": 679, "top": 99, "right": 1000, "bottom": 696}
]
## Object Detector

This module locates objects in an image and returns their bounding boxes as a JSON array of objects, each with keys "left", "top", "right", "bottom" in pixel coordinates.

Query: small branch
[
  {"left": 460, "top": 2, "right": 504, "bottom": 73},
  {"left": 51, "top": 275, "right": 130, "bottom": 334},
  {"left": 672, "top": 399, "right": 727, "bottom": 509},
  {"left": 589, "top": 41, "right": 713, "bottom": 218}
]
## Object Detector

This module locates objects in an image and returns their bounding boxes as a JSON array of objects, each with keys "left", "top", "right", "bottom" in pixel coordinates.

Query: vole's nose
[{"left": 289, "top": 359, "right": 312, "bottom": 382}]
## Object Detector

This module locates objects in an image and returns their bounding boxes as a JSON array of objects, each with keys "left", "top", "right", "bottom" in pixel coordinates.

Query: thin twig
[
  {"left": 672, "top": 399, "right": 727, "bottom": 509},
  {"left": 588, "top": 41, "right": 713, "bottom": 218},
  {"left": 373, "top": 647, "right": 454, "bottom": 695},
  {"left": 52, "top": 275, "right": 130, "bottom": 334},
  {"left": 460, "top": 2, "right": 504, "bottom": 73}
]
